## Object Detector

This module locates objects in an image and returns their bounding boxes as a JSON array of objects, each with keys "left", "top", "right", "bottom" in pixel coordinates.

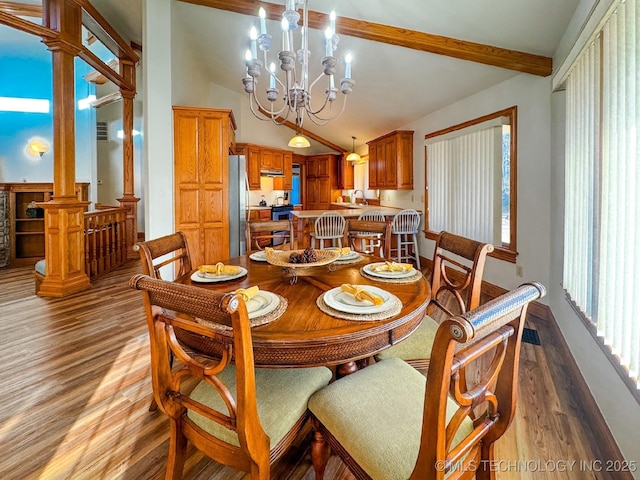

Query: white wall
[
  {"left": 143, "top": 0, "right": 174, "bottom": 242},
  {"left": 391, "top": 73, "right": 552, "bottom": 294}
]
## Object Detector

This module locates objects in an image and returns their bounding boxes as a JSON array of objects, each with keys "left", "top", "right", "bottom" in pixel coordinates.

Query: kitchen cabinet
[
  {"left": 305, "top": 154, "right": 339, "bottom": 210},
  {"left": 274, "top": 151, "right": 293, "bottom": 190},
  {"left": 337, "top": 153, "right": 354, "bottom": 190},
  {"left": 246, "top": 145, "right": 261, "bottom": 190},
  {"left": 173, "top": 106, "right": 236, "bottom": 266},
  {"left": 236, "top": 143, "right": 293, "bottom": 190},
  {"left": 367, "top": 130, "right": 414, "bottom": 190},
  {"left": 261, "top": 149, "right": 274, "bottom": 170},
  {"left": 2, "top": 182, "right": 89, "bottom": 266}
]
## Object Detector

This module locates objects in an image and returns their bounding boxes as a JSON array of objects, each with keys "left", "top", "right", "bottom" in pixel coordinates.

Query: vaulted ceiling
[{"left": 4, "top": 0, "right": 581, "bottom": 152}]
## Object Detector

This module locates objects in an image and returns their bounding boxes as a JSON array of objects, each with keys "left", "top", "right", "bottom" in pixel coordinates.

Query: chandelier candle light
[{"left": 242, "top": 0, "right": 355, "bottom": 147}]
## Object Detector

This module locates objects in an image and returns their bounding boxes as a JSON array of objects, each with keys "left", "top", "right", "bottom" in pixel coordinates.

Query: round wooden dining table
[{"left": 178, "top": 253, "right": 430, "bottom": 376}]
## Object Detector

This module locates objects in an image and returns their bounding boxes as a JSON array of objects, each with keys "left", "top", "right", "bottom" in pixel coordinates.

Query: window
[
  {"left": 564, "top": 0, "right": 640, "bottom": 393},
  {"left": 424, "top": 106, "right": 517, "bottom": 262}
]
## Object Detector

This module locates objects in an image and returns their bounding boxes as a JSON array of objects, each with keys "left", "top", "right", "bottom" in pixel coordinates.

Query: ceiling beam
[{"left": 178, "top": 0, "right": 552, "bottom": 77}]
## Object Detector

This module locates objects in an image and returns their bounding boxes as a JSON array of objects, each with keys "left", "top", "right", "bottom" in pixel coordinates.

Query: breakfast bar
[{"left": 291, "top": 206, "right": 421, "bottom": 248}]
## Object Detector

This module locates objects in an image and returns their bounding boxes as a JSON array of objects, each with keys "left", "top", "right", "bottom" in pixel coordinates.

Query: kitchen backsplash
[{"left": 248, "top": 177, "right": 289, "bottom": 206}]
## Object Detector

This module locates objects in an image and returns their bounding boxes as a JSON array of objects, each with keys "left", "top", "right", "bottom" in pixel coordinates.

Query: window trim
[{"left": 423, "top": 105, "right": 518, "bottom": 263}]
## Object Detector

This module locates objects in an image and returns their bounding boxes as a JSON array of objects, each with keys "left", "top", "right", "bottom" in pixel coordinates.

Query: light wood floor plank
[{"left": 0, "top": 261, "right": 630, "bottom": 479}]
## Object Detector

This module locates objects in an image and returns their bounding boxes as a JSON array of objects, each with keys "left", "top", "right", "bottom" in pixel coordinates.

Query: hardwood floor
[{"left": 0, "top": 261, "right": 630, "bottom": 480}]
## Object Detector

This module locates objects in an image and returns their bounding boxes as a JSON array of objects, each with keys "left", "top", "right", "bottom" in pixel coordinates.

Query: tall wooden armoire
[{"left": 173, "top": 107, "right": 236, "bottom": 266}]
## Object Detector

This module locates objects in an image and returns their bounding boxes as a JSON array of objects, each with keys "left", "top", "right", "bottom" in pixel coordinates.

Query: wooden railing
[{"left": 84, "top": 206, "right": 128, "bottom": 280}]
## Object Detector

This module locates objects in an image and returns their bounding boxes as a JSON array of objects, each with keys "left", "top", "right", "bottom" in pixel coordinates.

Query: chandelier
[{"left": 242, "top": 0, "right": 355, "bottom": 144}]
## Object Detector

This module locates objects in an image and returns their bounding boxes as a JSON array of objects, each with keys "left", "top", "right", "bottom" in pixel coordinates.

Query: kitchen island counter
[{"left": 291, "top": 207, "right": 422, "bottom": 248}]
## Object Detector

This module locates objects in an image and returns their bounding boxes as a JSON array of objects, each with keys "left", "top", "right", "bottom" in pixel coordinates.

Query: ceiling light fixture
[
  {"left": 346, "top": 136, "right": 361, "bottom": 162},
  {"left": 288, "top": 112, "right": 311, "bottom": 148},
  {"left": 242, "top": 0, "right": 355, "bottom": 137},
  {"left": 288, "top": 132, "right": 311, "bottom": 148}
]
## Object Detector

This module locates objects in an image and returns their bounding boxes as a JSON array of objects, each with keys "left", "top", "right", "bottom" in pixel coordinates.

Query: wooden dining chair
[
  {"left": 133, "top": 231, "right": 195, "bottom": 411},
  {"left": 246, "top": 219, "right": 295, "bottom": 252},
  {"left": 349, "top": 210, "right": 388, "bottom": 256},
  {"left": 311, "top": 212, "right": 346, "bottom": 249},
  {"left": 133, "top": 231, "right": 193, "bottom": 281},
  {"left": 130, "top": 274, "right": 332, "bottom": 480},
  {"left": 345, "top": 218, "right": 391, "bottom": 258},
  {"left": 309, "top": 282, "right": 546, "bottom": 480},
  {"left": 375, "top": 231, "right": 494, "bottom": 371}
]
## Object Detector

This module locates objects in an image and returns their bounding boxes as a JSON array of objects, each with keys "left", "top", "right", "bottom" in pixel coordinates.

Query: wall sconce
[{"left": 26, "top": 138, "right": 50, "bottom": 158}]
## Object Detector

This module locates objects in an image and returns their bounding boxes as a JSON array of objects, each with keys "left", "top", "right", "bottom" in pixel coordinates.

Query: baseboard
[{"left": 137, "top": 231, "right": 145, "bottom": 242}]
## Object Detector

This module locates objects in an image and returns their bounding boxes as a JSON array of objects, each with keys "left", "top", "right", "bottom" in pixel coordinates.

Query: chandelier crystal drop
[{"left": 242, "top": 0, "right": 355, "bottom": 135}]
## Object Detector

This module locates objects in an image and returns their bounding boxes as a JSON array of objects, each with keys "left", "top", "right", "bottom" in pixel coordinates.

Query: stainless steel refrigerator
[{"left": 228, "top": 155, "right": 248, "bottom": 257}]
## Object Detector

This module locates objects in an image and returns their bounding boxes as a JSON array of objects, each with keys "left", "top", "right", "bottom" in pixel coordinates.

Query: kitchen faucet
[{"left": 352, "top": 190, "right": 367, "bottom": 205}]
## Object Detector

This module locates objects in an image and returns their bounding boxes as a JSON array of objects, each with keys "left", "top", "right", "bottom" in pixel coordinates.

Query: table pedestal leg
[{"left": 336, "top": 361, "right": 358, "bottom": 378}]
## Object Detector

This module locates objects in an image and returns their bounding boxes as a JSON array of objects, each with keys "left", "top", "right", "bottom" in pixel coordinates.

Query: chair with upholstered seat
[
  {"left": 130, "top": 274, "right": 332, "bottom": 480},
  {"left": 308, "top": 282, "right": 545, "bottom": 480},
  {"left": 133, "top": 231, "right": 193, "bottom": 281},
  {"left": 349, "top": 210, "right": 387, "bottom": 255},
  {"left": 246, "top": 219, "right": 296, "bottom": 252},
  {"left": 345, "top": 218, "right": 391, "bottom": 258},
  {"left": 390, "top": 209, "right": 421, "bottom": 269},
  {"left": 375, "top": 231, "right": 494, "bottom": 370},
  {"left": 311, "top": 212, "right": 346, "bottom": 249}
]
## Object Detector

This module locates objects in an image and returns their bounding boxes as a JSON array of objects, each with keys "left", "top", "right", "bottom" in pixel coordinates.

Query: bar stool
[
  {"left": 353, "top": 210, "right": 387, "bottom": 254},
  {"left": 391, "top": 208, "right": 421, "bottom": 269},
  {"left": 311, "top": 212, "right": 346, "bottom": 249}
]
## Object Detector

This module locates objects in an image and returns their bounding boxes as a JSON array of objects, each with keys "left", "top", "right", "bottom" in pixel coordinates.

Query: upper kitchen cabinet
[
  {"left": 173, "top": 107, "right": 236, "bottom": 265},
  {"left": 367, "top": 130, "right": 414, "bottom": 190},
  {"left": 276, "top": 151, "right": 293, "bottom": 190},
  {"left": 236, "top": 143, "right": 293, "bottom": 190},
  {"left": 337, "top": 153, "right": 355, "bottom": 190}
]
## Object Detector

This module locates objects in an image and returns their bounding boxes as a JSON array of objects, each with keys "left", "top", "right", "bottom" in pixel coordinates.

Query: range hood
[{"left": 260, "top": 169, "right": 285, "bottom": 177}]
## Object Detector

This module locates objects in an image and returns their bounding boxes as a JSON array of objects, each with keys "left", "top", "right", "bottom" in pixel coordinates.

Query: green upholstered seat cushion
[
  {"left": 308, "top": 357, "right": 473, "bottom": 480},
  {"left": 375, "top": 315, "right": 439, "bottom": 362},
  {"left": 187, "top": 366, "right": 332, "bottom": 449}
]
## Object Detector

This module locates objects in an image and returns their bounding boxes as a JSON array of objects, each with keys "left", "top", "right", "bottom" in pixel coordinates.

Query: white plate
[
  {"left": 191, "top": 266, "right": 247, "bottom": 283},
  {"left": 363, "top": 262, "right": 415, "bottom": 278},
  {"left": 323, "top": 286, "right": 395, "bottom": 314},
  {"left": 327, "top": 247, "right": 360, "bottom": 261},
  {"left": 245, "top": 291, "right": 280, "bottom": 319},
  {"left": 249, "top": 251, "right": 267, "bottom": 262}
]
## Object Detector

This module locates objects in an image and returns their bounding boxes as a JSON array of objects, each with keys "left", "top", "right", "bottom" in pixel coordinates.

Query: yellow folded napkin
[
  {"left": 232, "top": 285, "right": 260, "bottom": 302},
  {"left": 339, "top": 247, "right": 352, "bottom": 256},
  {"left": 372, "top": 261, "right": 413, "bottom": 272},
  {"left": 340, "top": 284, "right": 384, "bottom": 306},
  {"left": 199, "top": 262, "right": 240, "bottom": 276}
]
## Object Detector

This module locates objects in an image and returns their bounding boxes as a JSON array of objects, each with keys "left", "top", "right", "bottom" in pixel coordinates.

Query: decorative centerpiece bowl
[{"left": 265, "top": 248, "right": 341, "bottom": 283}]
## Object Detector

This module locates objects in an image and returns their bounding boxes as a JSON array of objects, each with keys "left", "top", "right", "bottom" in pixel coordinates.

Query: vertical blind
[
  {"left": 564, "top": 0, "right": 640, "bottom": 387},
  {"left": 427, "top": 127, "right": 502, "bottom": 245}
]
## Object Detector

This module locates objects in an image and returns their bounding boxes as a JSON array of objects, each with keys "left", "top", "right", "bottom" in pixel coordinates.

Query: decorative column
[
  {"left": 117, "top": 58, "right": 140, "bottom": 258},
  {"left": 38, "top": 0, "right": 90, "bottom": 296}
]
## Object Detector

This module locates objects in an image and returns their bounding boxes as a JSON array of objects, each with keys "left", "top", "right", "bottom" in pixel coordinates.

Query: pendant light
[
  {"left": 346, "top": 136, "right": 361, "bottom": 162},
  {"left": 288, "top": 115, "right": 311, "bottom": 148}
]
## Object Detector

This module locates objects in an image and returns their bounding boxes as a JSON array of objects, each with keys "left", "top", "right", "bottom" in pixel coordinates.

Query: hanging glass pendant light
[{"left": 346, "top": 136, "right": 361, "bottom": 162}]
